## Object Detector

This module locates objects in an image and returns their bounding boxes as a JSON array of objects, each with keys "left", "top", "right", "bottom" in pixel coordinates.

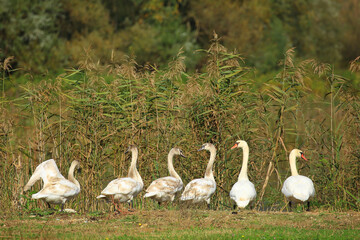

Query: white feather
[
  {"left": 230, "top": 179, "right": 256, "bottom": 208},
  {"left": 97, "top": 145, "right": 143, "bottom": 205},
  {"left": 24, "top": 159, "right": 80, "bottom": 208},
  {"left": 144, "top": 176, "right": 183, "bottom": 202},
  {"left": 180, "top": 143, "right": 217, "bottom": 205},
  {"left": 282, "top": 175, "right": 315, "bottom": 202},
  {"left": 282, "top": 149, "right": 315, "bottom": 204},
  {"left": 180, "top": 178, "right": 216, "bottom": 203},
  {"left": 229, "top": 140, "right": 257, "bottom": 209}
]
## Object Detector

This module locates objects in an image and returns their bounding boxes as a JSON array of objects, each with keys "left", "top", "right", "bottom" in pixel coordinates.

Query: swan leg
[
  {"left": 232, "top": 205, "right": 238, "bottom": 215},
  {"left": 250, "top": 202, "right": 255, "bottom": 210},
  {"left": 206, "top": 199, "right": 211, "bottom": 210},
  {"left": 128, "top": 201, "right": 135, "bottom": 212},
  {"left": 110, "top": 196, "right": 122, "bottom": 214},
  {"left": 306, "top": 201, "right": 310, "bottom": 211},
  {"left": 289, "top": 201, "right": 293, "bottom": 212}
]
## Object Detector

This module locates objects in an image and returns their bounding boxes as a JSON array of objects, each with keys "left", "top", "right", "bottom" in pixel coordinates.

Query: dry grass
[{"left": 1, "top": 210, "right": 360, "bottom": 239}]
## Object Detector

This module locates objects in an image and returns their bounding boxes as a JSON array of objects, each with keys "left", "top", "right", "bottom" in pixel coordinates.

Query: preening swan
[
  {"left": 97, "top": 145, "right": 143, "bottom": 212},
  {"left": 24, "top": 159, "right": 81, "bottom": 211},
  {"left": 229, "top": 140, "right": 256, "bottom": 210},
  {"left": 144, "top": 148, "right": 185, "bottom": 204},
  {"left": 281, "top": 149, "right": 315, "bottom": 211},
  {"left": 180, "top": 143, "right": 216, "bottom": 208}
]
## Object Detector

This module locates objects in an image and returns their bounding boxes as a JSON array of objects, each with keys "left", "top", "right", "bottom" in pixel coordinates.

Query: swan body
[
  {"left": 281, "top": 149, "right": 315, "bottom": 207},
  {"left": 229, "top": 140, "right": 256, "bottom": 209},
  {"left": 97, "top": 145, "right": 143, "bottom": 204},
  {"left": 24, "top": 159, "right": 81, "bottom": 210},
  {"left": 144, "top": 148, "right": 185, "bottom": 203},
  {"left": 180, "top": 143, "right": 216, "bottom": 205},
  {"left": 230, "top": 180, "right": 256, "bottom": 208}
]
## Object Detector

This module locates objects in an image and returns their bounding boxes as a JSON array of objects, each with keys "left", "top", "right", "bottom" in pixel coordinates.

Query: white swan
[
  {"left": 97, "top": 145, "right": 143, "bottom": 212},
  {"left": 180, "top": 143, "right": 216, "bottom": 208},
  {"left": 144, "top": 148, "right": 185, "bottom": 204},
  {"left": 24, "top": 159, "right": 81, "bottom": 211},
  {"left": 281, "top": 149, "right": 315, "bottom": 210},
  {"left": 229, "top": 140, "right": 256, "bottom": 210}
]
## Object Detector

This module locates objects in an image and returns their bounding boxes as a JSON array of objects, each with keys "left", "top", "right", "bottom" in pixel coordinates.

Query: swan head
[
  {"left": 231, "top": 140, "right": 248, "bottom": 149},
  {"left": 125, "top": 145, "right": 138, "bottom": 154},
  {"left": 71, "top": 160, "right": 82, "bottom": 172},
  {"left": 171, "top": 148, "right": 186, "bottom": 158},
  {"left": 291, "top": 149, "right": 307, "bottom": 161},
  {"left": 198, "top": 143, "right": 216, "bottom": 151}
]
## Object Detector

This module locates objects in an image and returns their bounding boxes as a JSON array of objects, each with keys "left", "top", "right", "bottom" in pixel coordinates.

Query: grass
[{"left": 1, "top": 210, "right": 359, "bottom": 239}]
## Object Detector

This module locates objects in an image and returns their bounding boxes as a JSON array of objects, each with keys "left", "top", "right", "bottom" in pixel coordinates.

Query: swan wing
[
  {"left": 32, "top": 179, "right": 80, "bottom": 199},
  {"left": 282, "top": 175, "right": 315, "bottom": 202},
  {"left": 100, "top": 177, "right": 141, "bottom": 196},
  {"left": 145, "top": 177, "right": 183, "bottom": 196},
  {"left": 24, "top": 159, "right": 64, "bottom": 191},
  {"left": 180, "top": 178, "right": 216, "bottom": 201},
  {"left": 230, "top": 180, "right": 256, "bottom": 208}
]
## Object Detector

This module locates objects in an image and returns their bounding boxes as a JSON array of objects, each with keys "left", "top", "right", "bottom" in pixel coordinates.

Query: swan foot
[{"left": 288, "top": 201, "right": 293, "bottom": 212}]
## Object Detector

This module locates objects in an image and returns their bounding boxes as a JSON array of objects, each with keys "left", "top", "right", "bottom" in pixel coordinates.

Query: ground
[{"left": 1, "top": 210, "right": 359, "bottom": 239}]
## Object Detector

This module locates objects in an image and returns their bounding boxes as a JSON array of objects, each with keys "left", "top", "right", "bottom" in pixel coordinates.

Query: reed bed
[{"left": 1, "top": 37, "right": 359, "bottom": 214}]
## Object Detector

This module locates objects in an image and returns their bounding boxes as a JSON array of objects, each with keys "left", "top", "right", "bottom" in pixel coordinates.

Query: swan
[
  {"left": 281, "top": 149, "right": 315, "bottom": 211},
  {"left": 24, "top": 159, "right": 81, "bottom": 212},
  {"left": 144, "top": 148, "right": 185, "bottom": 204},
  {"left": 229, "top": 140, "right": 256, "bottom": 210},
  {"left": 180, "top": 143, "right": 216, "bottom": 208},
  {"left": 97, "top": 145, "right": 143, "bottom": 212}
]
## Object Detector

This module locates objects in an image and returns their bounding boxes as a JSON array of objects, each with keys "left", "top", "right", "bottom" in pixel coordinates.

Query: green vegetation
[
  {"left": 1, "top": 210, "right": 360, "bottom": 239},
  {"left": 1, "top": 1, "right": 359, "bottom": 239},
  {"left": 1, "top": 36, "right": 359, "bottom": 214},
  {"left": 0, "top": 0, "right": 359, "bottom": 73}
]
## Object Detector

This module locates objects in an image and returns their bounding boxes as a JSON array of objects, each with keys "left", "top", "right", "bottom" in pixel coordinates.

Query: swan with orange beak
[{"left": 281, "top": 149, "right": 315, "bottom": 211}]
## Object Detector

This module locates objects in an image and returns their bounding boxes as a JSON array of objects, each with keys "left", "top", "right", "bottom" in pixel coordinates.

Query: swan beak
[
  {"left": 180, "top": 153, "right": 186, "bottom": 158},
  {"left": 231, "top": 143, "right": 238, "bottom": 149},
  {"left": 301, "top": 153, "right": 308, "bottom": 161},
  {"left": 198, "top": 146, "right": 205, "bottom": 151}
]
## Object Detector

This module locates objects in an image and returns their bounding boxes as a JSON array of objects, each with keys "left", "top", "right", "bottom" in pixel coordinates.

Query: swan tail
[
  {"left": 293, "top": 193, "right": 310, "bottom": 202},
  {"left": 143, "top": 192, "right": 156, "bottom": 198},
  {"left": 235, "top": 200, "right": 251, "bottom": 208},
  {"left": 96, "top": 194, "right": 107, "bottom": 199}
]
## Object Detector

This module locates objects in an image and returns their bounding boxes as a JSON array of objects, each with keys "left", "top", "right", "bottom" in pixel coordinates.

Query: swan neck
[
  {"left": 238, "top": 145, "right": 249, "bottom": 181},
  {"left": 289, "top": 151, "right": 299, "bottom": 176},
  {"left": 168, "top": 151, "right": 182, "bottom": 181},
  {"left": 128, "top": 148, "right": 143, "bottom": 185},
  {"left": 68, "top": 161, "right": 80, "bottom": 188},
  {"left": 204, "top": 147, "right": 216, "bottom": 181}
]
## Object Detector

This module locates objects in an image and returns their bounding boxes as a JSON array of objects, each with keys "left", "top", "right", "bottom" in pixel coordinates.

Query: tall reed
[{"left": 0, "top": 38, "right": 359, "bottom": 213}]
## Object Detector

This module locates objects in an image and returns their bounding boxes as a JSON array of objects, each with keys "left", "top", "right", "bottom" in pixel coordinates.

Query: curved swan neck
[
  {"left": 128, "top": 148, "right": 143, "bottom": 185},
  {"left": 289, "top": 150, "right": 299, "bottom": 176},
  {"left": 168, "top": 150, "right": 182, "bottom": 181},
  {"left": 68, "top": 161, "right": 80, "bottom": 188},
  {"left": 238, "top": 144, "right": 249, "bottom": 181},
  {"left": 204, "top": 147, "right": 216, "bottom": 181}
]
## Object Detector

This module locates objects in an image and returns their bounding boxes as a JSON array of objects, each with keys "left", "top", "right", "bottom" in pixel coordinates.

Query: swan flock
[{"left": 24, "top": 141, "right": 315, "bottom": 212}]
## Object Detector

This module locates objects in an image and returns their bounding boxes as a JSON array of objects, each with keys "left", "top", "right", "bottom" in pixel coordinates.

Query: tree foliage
[{"left": 0, "top": 0, "right": 359, "bottom": 74}]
